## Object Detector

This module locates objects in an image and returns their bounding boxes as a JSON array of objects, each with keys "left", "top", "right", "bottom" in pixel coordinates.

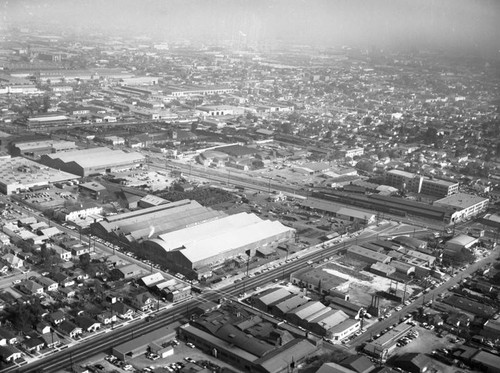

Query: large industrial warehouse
[
  {"left": 92, "top": 199, "right": 225, "bottom": 242},
  {"left": 143, "top": 212, "right": 295, "bottom": 279},
  {"left": 39, "top": 147, "right": 145, "bottom": 176},
  {"left": 0, "top": 157, "right": 79, "bottom": 195}
]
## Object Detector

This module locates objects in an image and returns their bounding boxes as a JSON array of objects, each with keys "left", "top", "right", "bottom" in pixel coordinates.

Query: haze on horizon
[{"left": 2, "top": 0, "right": 500, "bottom": 55}]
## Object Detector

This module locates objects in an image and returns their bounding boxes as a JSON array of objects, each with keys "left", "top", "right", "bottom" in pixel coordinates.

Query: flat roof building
[
  {"left": 364, "top": 322, "right": 413, "bottom": 362},
  {"left": 12, "top": 139, "right": 77, "bottom": 158},
  {"left": 290, "top": 267, "right": 348, "bottom": 296},
  {"left": 471, "top": 351, "right": 500, "bottom": 373},
  {"left": 434, "top": 193, "right": 489, "bottom": 223},
  {"left": 112, "top": 326, "right": 175, "bottom": 361},
  {"left": 385, "top": 169, "right": 458, "bottom": 198},
  {"left": 0, "top": 157, "right": 79, "bottom": 195},
  {"left": 346, "top": 245, "right": 391, "bottom": 265}
]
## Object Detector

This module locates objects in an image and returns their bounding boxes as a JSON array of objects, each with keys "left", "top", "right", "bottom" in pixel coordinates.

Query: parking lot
[
  {"left": 389, "top": 325, "right": 473, "bottom": 373},
  {"left": 86, "top": 340, "right": 238, "bottom": 373}
]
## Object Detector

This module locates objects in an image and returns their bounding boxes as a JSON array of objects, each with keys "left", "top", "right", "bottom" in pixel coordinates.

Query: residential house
[
  {"left": 20, "top": 280, "right": 44, "bottom": 295},
  {"left": 71, "top": 245, "right": 91, "bottom": 257},
  {"left": 130, "top": 292, "right": 155, "bottom": 312},
  {"left": 52, "top": 245, "right": 72, "bottom": 261},
  {"left": 36, "top": 321, "right": 51, "bottom": 334},
  {"left": 1, "top": 253, "right": 23, "bottom": 269},
  {"left": 58, "top": 320, "right": 82, "bottom": 339},
  {"left": 71, "top": 268, "right": 89, "bottom": 282},
  {"left": 0, "top": 345, "right": 22, "bottom": 362},
  {"left": 74, "top": 315, "right": 101, "bottom": 333},
  {"left": 110, "top": 302, "right": 134, "bottom": 319},
  {"left": 22, "top": 337, "right": 45, "bottom": 353},
  {"left": 0, "top": 327, "right": 17, "bottom": 346},
  {"left": 47, "top": 311, "right": 66, "bottom": 327},
  {"left": 36, "top": 276, "right": 58, "bottom": 292},
  {"left": 51, "top": 272, "right": 75, "bottom": 288},
  {"left": 97, "top": 311, "right": 117, "bottom": 325},
  {"left": 59, "top": 287, "right": 76, "bottom": 298},
  {"left": 41, "top": 332, "right": 61, "bottom": 349}
]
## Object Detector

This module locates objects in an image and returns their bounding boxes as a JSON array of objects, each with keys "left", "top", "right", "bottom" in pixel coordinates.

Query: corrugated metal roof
[{"left": 44, "top": 147, "right": 145, "bottom": 168}]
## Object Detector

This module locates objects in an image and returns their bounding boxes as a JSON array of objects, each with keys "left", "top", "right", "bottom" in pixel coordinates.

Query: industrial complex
[
  {"left": 40, "top": 147, "right": 145, "bottom": 176},
  {"left": 0, "top": 156, "right": 79, "bottom": 194}
]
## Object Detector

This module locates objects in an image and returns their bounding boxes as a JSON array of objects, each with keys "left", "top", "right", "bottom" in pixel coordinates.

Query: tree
[
  {"left": 423, "top": 127, "right": 439, "bottom": 145},
  {"left": 79, "top": 253, "right": 91, "bottom": 270}
]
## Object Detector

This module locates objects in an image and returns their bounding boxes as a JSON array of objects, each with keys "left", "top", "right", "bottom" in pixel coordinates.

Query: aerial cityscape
[{"left": 0, "top": 1, "right": 499, "bottom": 373}]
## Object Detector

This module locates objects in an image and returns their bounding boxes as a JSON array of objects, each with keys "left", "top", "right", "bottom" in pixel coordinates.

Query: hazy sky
[{"left": 2, "top": 0, "right": 500, "bottom": 53}]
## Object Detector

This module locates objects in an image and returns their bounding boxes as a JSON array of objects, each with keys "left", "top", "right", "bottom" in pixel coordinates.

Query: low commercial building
[
  {"left": 346, "top": 245, "right": 391, "bottom": 265},
  {"left": 179, "top": 304, "right": 319, "bottom": 373},
  {"left": 329, "top": 319, "right": 361, "bottom": 343},
  {"left": 308, "top": 309, "right": 350, "bottom": 338},
  {"left": 253, "top": 288, "right": 292, "bottom": 313},
  {"left": 443, "top": 295, "right": 496, "bottom": 318},
  {"left": 301, "top": 199, "right": 375, "bottom": 224},
  {"left": 112, "top": 326, "right": 175, "bottom": 361},
  {"left": 444, "top": 234, "right": 478, "bottom": 252},
  {"left": 481, "top": 320, "right": 500, "bottom": 339},
  {"left": 286, "top": 301, "right": 328, "bottom": 327},
  {"left": 272, "top": 295, "right": 309, "bottom": 319},
  {"left": 370, "top": 262, "right": 396, "bottom": 277},
  {"left": 471, "top": 351, "right": 500, "bottom": 373},
  {"left": 12, "top": 139, "right": 77, "bottom": 158},
  {"left": 110, "top": 264, "right": 144, "bottom": 280},
  {"left": 390, "top": 261, "right": 415, "bottom": 276},
  {"left": 290, "top": 267, "right": 348, "bottom": 296},
  {"left": 364, "top": 323, "right": 413, "bottom": 362},
  {"left": 392, "top": 236, "right": 427, "bottom": 252},
  {"left": 326, "top": 297, "right": 364, "bottom": 319}
]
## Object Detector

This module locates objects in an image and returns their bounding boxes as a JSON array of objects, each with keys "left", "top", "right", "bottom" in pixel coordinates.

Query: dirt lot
[{"left": 320, "top": 262, "right": 422, "bottom": 310}]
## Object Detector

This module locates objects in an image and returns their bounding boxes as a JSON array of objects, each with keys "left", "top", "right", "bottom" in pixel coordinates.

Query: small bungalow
[
  {"left": 58, "top": 320, "right": 82, "bottom": 339},
  {"left": 22, "top": 337, "right": 45, "bottom": 353},
  {"left": 0, "top": 345, "right": 22, "bottom": 362}
]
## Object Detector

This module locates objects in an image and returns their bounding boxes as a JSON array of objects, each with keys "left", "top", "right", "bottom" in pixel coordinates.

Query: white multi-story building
[{"left": 434, "top": 193, "right": 489, "bottom": 223}]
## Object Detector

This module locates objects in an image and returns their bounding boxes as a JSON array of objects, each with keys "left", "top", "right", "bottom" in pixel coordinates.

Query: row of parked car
[
  {"left": 103, "top": 355, "right": 133, "bottom": 371},
  {"left": 396, "top": 330, "right": 419, "bottom": 347}
]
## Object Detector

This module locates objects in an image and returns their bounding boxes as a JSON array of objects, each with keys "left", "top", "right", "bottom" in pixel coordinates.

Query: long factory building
[
  {"left": 92, "top": 199, "right": 295, "bottom": 280},
  {"left": 40, "top": 147, "right": 145, "bottom": 177},
  {"left": 143, "top": 212, "right": 295, "bottom": 279}
]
